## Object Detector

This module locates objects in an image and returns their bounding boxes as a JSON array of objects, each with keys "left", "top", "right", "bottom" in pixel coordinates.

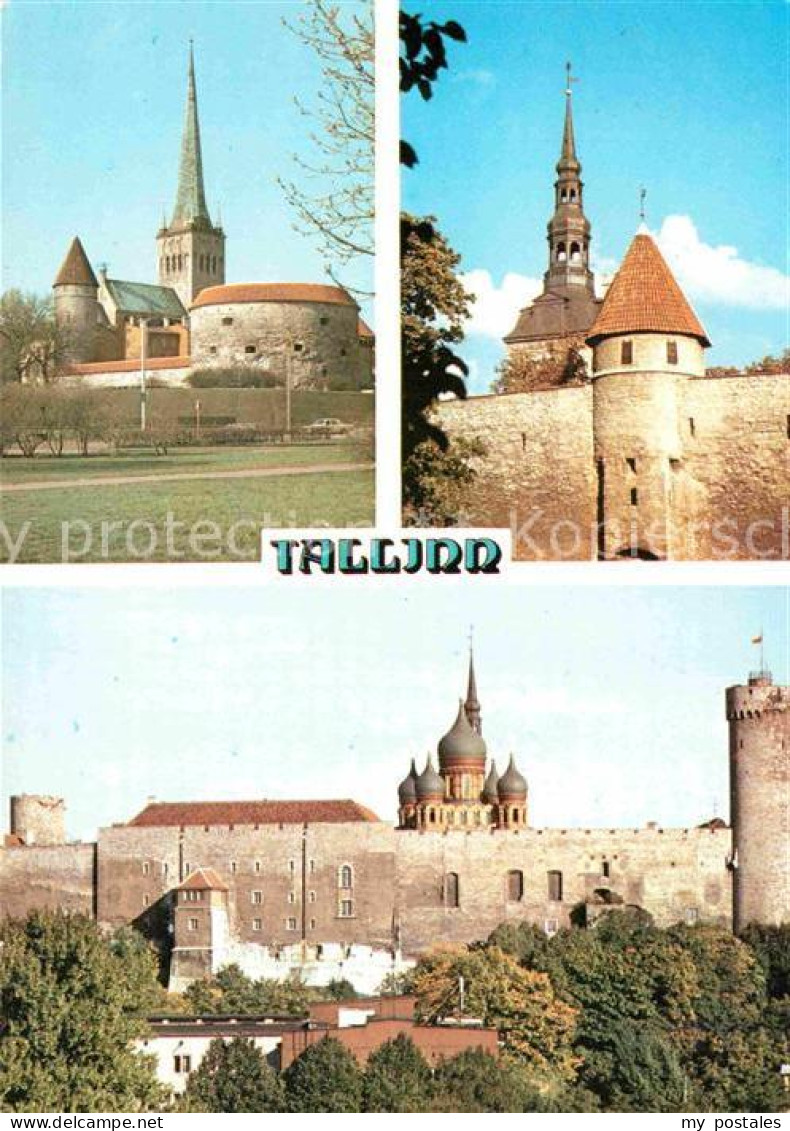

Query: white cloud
[
  {"left": 460, "top": 269, "right": 542, "bottom": 339},
  {"left": 453, "top": 68, "right": 496, "bottom": 88},
  {"left": 654, "top": 215, "right": 790, "bottom": 310}
]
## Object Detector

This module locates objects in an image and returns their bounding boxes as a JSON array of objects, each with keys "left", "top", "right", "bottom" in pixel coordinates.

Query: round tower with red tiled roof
[
  {"left": 587, "top": 229, "right": 711, "bottom": 561},
  {"left": 52, "top": 236, "right": 102, "bottom": 363}
]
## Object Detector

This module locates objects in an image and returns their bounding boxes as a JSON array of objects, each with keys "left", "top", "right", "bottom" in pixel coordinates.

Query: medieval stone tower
[
  {"left": 156, "top": 45, "right": 225, "bottom": 308},
  {"left": 52, "top": 236, "right": 101, "bottom": 363},
  {"left": 9, "top": 795, "right": 66, "bottom": 846},
  {"left": 727, "top": 670, "right": 790, "bottom": 933},
  {"left": 504, "top": 66, "right": 601, "bottom": 367},
  {"left": 587, "top": 231, "right": 711, "bottom": 560}
]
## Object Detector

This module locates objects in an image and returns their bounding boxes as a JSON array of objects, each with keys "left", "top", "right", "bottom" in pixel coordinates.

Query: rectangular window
[
  {"left": 685, "top": 907, "right": 699, "bottom": 925},
  {"left": 230, "top": 861, "right": 237, "bottom": 874},
  {"left": 445, "top": 872, "right": 460, "bottom": 909},
  {"left": 255, "top": 861, "right": 262, "bottom": 873},
  {"left": 286, "top": 917, "right": 298, "bottom": 931},
  {"left": 245, "top": 344, "right": 256, "bottom": 354},
  {"left": 251, "top": 891, "right": 263, "bottom": 905},
  {"left": 630, "top": 487, "right": 638, "bottom": 506},
  {"left": 626, "top": 457, "right": 637, "bottom": 473},
  {"left": 548, "top": 870, "right": 563, "bottom": 902},
  {"left": 309, "top": 891, "right": 316, "bottom": 903},
  {"left": 621, "top": 340, "right": 633, "bottom": 365},
  {"left": 667, "top": 341, "right": 678, "bottom": 365},
  {"left": 288, "top": 891, "right": 296, "bottom": 904},
  {"left": 252, "top": 918, "right": 262, "bottom": 931},
  {"left": 339, "top": 899, "right": 354, "bottom": 918},
  {"left": 507, "top": 870, "right": 524, "bottom": 902},
  {"left": 142, "top": 861, "right": 150, "bottom": 876},
  {"left": 602, "top": 861, "right": 611, "bottom": 878},
  {"left": 544, "top": 919, "right": 559, "bottom": 937},
  {"left": 689, "top": 417, "right": 696, "bottom": 437},
  {"left": 143, "top": 893, "right": 150, "bottom": 907},
  {"left": 174, "top": 1054, "right": 192, "bottom": 1074},
  {"left": 309, "top": 859, "right": 316, "bottom": 874},
  {"left": 309, "top": 917, "right": 317, "bottom": 930},
  {"left": 288, "top": 859, "right": 296, "bottom": 873},
  {"left": 188, "top": 917, "right": 199, "bottom": 931},
  {"left": 221, "top": 317, "right": 233, "bottom": 326}
]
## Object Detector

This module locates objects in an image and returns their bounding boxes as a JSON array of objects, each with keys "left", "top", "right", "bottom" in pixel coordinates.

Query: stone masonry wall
[
  {"left": 0, "top": 843, "right": 95, "bottom": 919},
  {"left": 436, "top": 386, "right": 596, "bottom": 560}
]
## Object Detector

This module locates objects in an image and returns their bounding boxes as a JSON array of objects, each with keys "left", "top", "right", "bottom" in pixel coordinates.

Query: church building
[{"left": 53, "top": 47, "right": 373, "bottom": 391}]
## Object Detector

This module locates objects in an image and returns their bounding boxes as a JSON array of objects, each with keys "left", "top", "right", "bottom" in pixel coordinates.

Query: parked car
[{"left": 303, "top": 417, "right": 352, "bottom": 436}]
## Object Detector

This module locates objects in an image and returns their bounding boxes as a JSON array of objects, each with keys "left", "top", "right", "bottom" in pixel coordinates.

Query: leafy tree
[
  {"left": 411, "top": 945, "right": 578, "bottom": 1081},
  {"left": 707, "top": 348, "right": 789, "bottom": 378},
  {"left": 283, "top": 1036, "right": 362, "bottom": 1113},
  {"left": 399, "top": 11, "right": 467, "bottom": 168},
  {"left": 492, "top": 339, "right": 590, "bottom": 394},
  {"left": 322, "top": 978, "right": 357, "bottom": 1001},
  {"left": 740, "top": 924, "right": 790, "bottom": 999},
  {"left": 430, "top": 1048, "right": 548, "bottom": 1113},
  {"left": 0, "top": 912, "right": 164, "bottom": 1113},
  {"left": 361, "top": 1033, "right": 432, "bottom": 1112},
  {"left": 279, "top": 0, "right": 374, "bottom": 291},
  {"left": 181, "top": 1037, "right": 285, "bottom": 1113},
  {"left": 0, "top": 290, "right": 73, "bottom": 385},
  {"left": 182, "top": 964, "right": 313, "bottom": 1017}
]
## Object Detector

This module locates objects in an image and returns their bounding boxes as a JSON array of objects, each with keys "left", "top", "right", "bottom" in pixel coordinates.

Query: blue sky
[
  {"left": 2, "top": 0, "right": 372, "bottom": 311},
  {"left": 403, "top": 0, "right": 789, "bottom": 391},
  {"left": 2, "top": 584, "right": 787, "bottom": 841}
]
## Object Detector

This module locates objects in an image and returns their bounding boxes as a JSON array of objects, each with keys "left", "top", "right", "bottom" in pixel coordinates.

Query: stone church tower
[
  {"left": 156, "top": 45, "right": 226, "bottom": 308},
  {"left": 504, "top": 67, "right": 601, "bottom": 370}
]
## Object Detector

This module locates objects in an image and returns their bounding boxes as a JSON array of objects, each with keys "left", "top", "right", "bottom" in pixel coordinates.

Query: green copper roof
[
  {"left": 171, "top": 45, "right": 211, "bottom": 227},
  {"left": 105, "top": 279, "right": 186, "bottom": 319}
]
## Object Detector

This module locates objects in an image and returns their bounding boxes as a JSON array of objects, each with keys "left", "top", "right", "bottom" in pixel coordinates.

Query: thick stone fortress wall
[
  {"left": 684, "top": 374, "right": 790, "bottom": 560},
  {"left": 0, "top": 843, "right": 95, "bottom": 919},
  {"left": 436, "top": 386, "right": 596, "bottom": 559},
  {"left": 727, "top": 678, "right": 790, "bottom": 931},
  {"left": 190, "top": 298, "right": 366, "bottom": 390},
  {"left": 394, "top": 825, "right": 732, "bottom": 953}
]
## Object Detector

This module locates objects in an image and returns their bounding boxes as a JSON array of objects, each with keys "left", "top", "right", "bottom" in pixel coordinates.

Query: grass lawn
[
  {"left": 0, "top": 441, "right": 371, "bottom": 484},
  {"left": 0, "top": 468, "right": 374, "bottom": 562}
]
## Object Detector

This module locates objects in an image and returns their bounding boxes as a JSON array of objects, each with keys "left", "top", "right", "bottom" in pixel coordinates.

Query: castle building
[
  {"left": 2, "top": 654, "right": 787, "bottom": 994},
  {"left": 53, "top": 46, "right": 373, "bottom": 392},
  {"left": 438, "top": 76, "right": 789, "bottom": 561}
]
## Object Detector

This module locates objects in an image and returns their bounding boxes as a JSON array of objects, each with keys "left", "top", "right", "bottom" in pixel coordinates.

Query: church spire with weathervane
[
  {"left": 464, "top": 631, "right": 482, "bottom": 735},
  {"left": 157, "top": 42, "right": 226, "bottom": 307}
]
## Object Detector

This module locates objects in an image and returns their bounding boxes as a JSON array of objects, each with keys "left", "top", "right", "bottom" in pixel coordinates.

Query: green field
[{"left": 0, "top": 444, "right": 373, "bottom": 563}]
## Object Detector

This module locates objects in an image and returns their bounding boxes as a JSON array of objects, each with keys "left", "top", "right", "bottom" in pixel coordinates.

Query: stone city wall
[{"left": 0, "top": 842, "right": 95, "bottom": 919}]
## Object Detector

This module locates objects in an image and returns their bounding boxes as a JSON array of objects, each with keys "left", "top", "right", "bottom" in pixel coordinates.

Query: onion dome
[
  {"left": 398, "top": 759, "right": 418, "bottom": 806},
  {"left": 438, "top": 700, "right": 487, "bottom": 768},
  {"left": 482, "top": 760, "right": 500, "bottom": 804},
  {"left": 498, "top": 754, "right": 527, "bottom": 801},
  {"left": 415, "top": 755, "right": 444, "bottom": 801}
]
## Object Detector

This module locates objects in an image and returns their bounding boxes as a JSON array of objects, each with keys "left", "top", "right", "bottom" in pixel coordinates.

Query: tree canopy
[{"left": 181, "top": 1037, "right": 285, "bottom": 1113}]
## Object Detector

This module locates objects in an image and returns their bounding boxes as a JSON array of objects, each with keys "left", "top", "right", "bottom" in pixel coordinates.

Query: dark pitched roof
[
  {"left": 505, "top": 288, "right": 602, "bottom": 344},
  {"left": 128, "top": 799, "right": 380, "bottom": 827},
  {"left": 587, "top": 232, "right": 710, "bottom": 346},
  {"left": 171, "top": 45, "right": 211, "bottom": 227},
  {"left": 54, "top": 237, "right": 98, "bottom": 288},
  {"left": 104, "top": 279, "right": 186, "bottom": 319},
  {"left": 191, "top": 283, "right": 358, "bottom": 310}
]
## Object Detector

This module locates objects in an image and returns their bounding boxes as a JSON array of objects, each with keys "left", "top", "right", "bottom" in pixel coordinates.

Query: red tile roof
[
  {"left": 357, "top": 317, "right": 374, "bottom": 340},
  {"left": 587, "top": 232, "right": 710, "bottom": 346},
  {"left": 191, "top": 283, "right": 357, "bottom": 310},
  {"left": 128, "top": 799, "right": 380, "bottom": 827},
  {"left": 54, "top": 237, "right": 98, "bottom": 288},
  {"left": 64, "top": 356, "right": 192, "bottom": 375},
  {"left": 4, "top": 834, "right": 24, "bottom": 847},
  {"left": 176, "top": 867, "right": 228, "bottom": 892}
]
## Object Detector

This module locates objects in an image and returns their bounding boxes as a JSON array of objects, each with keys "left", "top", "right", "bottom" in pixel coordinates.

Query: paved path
[{"left": 0, "top": 461, "right": 374, "bottom": 493}]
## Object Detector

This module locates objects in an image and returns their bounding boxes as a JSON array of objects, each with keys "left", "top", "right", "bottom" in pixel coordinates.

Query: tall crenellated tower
[
  {"left": 726, "top": 670, "right": 790, "bottom": 933},
  {"left": 504, "top": 64, "right": 601, "bottom": 368},
  {"left": 157, "top": 45, "right": 225, "bottom": 308},
  {"left": 587, "top": 230, "right": 710, "bottom": 560}
]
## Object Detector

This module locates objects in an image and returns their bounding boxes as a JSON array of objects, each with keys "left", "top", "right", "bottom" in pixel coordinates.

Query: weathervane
[
  {"left": 639, "top": 186, "right": 647, "bottom": 224},
  {"left": 565, "top": 61, "right": 579, "bottom": 97}
]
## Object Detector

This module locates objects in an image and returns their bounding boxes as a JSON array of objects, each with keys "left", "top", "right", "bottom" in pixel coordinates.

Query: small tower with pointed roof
[
  {"left": 157, "top": 45, "right": 225, "bottom": 308},
  {"left": 52, "top": 236, "right": 102, "bottom": 363},
  {"left": 587, "top": 228, "right": 711, "bottom": 560},
  {"left": 504, "top": 65, "right": 601, "bottom": 377}
]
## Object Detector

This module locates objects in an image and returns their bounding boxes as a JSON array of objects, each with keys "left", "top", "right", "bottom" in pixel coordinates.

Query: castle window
[
  {"left": 163, "top": 863, "right": 169, "bottom": 878},
  {"left": 230, "top": 861, "right": 237, "bottom": 873},
  {"left": 626, "top": 457, "right": 637, "bottom": 473},
  {"left": 445, "top": 872, "right": 460, "bottom": 908},
  {"left": 252, "top": 918, "right": 262, "bottom": 931},
  {"left": 511, "top": 808, "right": 520, "bottom": 824},
  {"left": 255, "top": 861, "right": 261, "bottom": 873},
  {"left": 174, "top": 1055, "right": 192, "bottom": 1074},
  {"left": 211, "top": 256, "right": 216, "bottom": 273},
  {"left": 689, "top": 417, "right": 696, "bottom": 437},
  {"left": 570, "top": 188, "right": 577, "bottom": 201},
  {"left": 602, "top": 860, "right": 611, "bottom": 878},
  {"left": 548, "top": 870, "right": 564, "bottom": 902},
  {"left": 560, "top": 189, "right": 568, "bottom": 202},
  {"left": 288, "top": 891, "right": 296, "bottom": 904},
  {"left": 507, "top": 870, "right": 524, "bottom": 902},
  {"left": 286, "top": 917, "right": 298, "bottom": 931},
  {"left": 428, "top": 809, "right": 436, "bottom": 825},
  {"left": 143, "top": 893, "right": 150, "bottom": 907},
  {"left": 209, "top": 346, "right": 217, "bottom": 355},
  {"left": 289, "top": 859, "right": 296, "bottom": 873},
  {"left": 621, "top": 340, "right": 633, "bottom": 365},
  {"left": 309, "top": 917, "right": 316, "bottom": 930},
  {"left": 556, "top": 242, "right": 567, "bottom": 262},
  {"left": 570, "top": 241, "right": 581, "bottom": 261},
  {"left": 184, "top": 863, "right": 191, "bottom": 875},
  {"left": 544, "top": 918, "right": 559, "bottom": 937},
  {"left": 294, "top": 342, "right": 304, "bottom": 353},
  {"left": 320, "top": 316, "right": 329, "bottom": 325},
  {"left": 309, "top": 859, "right": 316, "bottom": 873},
  {"left": 338, "top": 864, "right": 353, "bottom": 889},
  {"left": 667, "top": 340, "right": 678, "bottom": 364},
  {"left": 245, "top": 345, "right": 257, "bottom": 354},
  {"left": 142, "top": 862, "right": 150, "bottom": 875},
  {"left": 188, "top": 917, "right": 199, "bottom": 931},
  {"left": 222, "top": 317, "right": 233, "bottom": 326},
  {"left": 685, "top": 907, "right": 699, "bottom": 925},
  {"left": 309, "top": 891, "right": 316, "bottom": 903},
  {"left": 630, "top": 488, "right": 638, "bottom": 506},
  {"left": 251, "top": 891, "right": 263, "bottom": 905},
  {"left": 339, "top": 899, "right": 354, "bottom": 918}
]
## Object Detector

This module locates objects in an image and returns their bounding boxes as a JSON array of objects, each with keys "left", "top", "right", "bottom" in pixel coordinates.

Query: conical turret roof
[
  {"left": 438, "top": 700, "right": 487, "bottom": 765},
  {"left": 53, "top": 237, "right": 97, "bottom": 288},
  {"left": 498, "top": 754, "right": 528, "bottom": 800},
  {"left": 482, "top": 760, "right": 500, "bottom": 804},
  {"left": 587, "top": 232, "right": 710, "bottom": 346},
  {"left": 398, "top": 759, "right": 418, "bottom": 805},
  {"left": 415, "top": 755, "right": 444, "bottom": 800}
]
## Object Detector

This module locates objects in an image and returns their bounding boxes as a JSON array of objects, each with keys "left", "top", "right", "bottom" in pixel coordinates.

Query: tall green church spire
[{"left": 172, "top": 43, "right": 210, "bottom": 227}]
